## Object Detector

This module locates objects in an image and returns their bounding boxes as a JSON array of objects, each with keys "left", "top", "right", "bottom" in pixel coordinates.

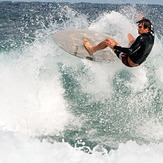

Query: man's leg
[
  {"left": 128, "top": 33, "right": 135, "bottom": 46},
  {"left": 83, "top": 39, "right": 108, "bottom": 55},
  {"left": 83, "top": 38, "right": 120, "bottom": 54}
]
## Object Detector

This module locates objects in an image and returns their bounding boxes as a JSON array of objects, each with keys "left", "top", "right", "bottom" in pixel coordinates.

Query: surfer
[{"left": 84, "top": 15, "right": 154, "bottom": 67}]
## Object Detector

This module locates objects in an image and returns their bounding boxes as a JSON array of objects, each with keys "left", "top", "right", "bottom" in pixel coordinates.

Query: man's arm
[{"left": 113, "top": 35, "right": 143, "bottom": 56}]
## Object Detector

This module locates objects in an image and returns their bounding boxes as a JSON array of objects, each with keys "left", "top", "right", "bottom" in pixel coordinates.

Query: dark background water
[{"left": 0, "top": 2, "right": 162, "bottom": 51}]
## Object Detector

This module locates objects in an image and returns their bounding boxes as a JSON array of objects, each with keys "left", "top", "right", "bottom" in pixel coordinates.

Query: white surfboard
[{"left": 52, "top": 29, "right": 115, "bottom": 62}]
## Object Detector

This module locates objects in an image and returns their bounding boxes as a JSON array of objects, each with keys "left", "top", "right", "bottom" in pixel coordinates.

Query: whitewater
[{"left": 0, "top": 2, "right": 163, "bottom": 162}]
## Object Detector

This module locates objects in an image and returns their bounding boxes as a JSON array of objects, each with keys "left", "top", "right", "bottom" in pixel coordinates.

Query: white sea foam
[
  {"left": 0, "top": 37, "right": 74, "bottom": 136},
  {"left": 0, "top": 131, "right": 163, "bottom": 163}
]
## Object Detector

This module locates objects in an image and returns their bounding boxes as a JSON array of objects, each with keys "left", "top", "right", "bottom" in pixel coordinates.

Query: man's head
[{"left": 137, "top": 18, "right": 152, "bottom": 34}]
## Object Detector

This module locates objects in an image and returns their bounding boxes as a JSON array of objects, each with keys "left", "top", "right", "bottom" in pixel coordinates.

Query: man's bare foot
[{"left": 83, "top": 39, "right": 94, "bottom": 55}]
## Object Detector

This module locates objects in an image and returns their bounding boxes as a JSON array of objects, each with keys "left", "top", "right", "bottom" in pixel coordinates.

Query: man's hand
[
  {"left": 105, "top": 38, "right": 119, "bottom": 49},
  {"left": 137, "top": 14, "right": 145, "bottom": 20}
]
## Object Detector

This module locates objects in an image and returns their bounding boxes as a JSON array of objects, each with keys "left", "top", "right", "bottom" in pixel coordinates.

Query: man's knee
[{"left": 106, "top": 38, "right": 113, "bottom": 41}]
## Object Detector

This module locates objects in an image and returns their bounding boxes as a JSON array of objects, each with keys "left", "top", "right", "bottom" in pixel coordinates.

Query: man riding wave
[{"left": 84, "top": 14, "right": 154, "bottom": 67}]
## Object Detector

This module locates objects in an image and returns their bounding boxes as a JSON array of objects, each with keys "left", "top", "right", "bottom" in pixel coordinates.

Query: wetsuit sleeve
[{"left": 114, "top": 35, "right": 143, "bottom": 56}]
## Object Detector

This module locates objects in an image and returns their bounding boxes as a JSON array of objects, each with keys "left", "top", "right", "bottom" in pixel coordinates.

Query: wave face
[{"left": 0, "top": 2, "right": 163, "bottom": 162}]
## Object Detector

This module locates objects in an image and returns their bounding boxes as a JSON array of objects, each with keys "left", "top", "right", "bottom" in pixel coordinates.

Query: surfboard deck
[{"left": 52, "top": 29, "right": 115, "bottom": 62}]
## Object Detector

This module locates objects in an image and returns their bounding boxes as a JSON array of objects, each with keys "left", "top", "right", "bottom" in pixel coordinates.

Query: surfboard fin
[
  {"left": 86, "top": 56, "right": 94, "bottom": 61},
  {"left": 74, "top": 45, "right": 78, "bottom": 56}
]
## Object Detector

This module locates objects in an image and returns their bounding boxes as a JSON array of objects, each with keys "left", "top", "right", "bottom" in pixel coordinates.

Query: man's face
[{"left": 138, "top": 23, "right": 149, "bottom": 34}]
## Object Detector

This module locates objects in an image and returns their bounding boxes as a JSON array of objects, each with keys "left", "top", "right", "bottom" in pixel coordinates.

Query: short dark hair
[{"left": 137, "top": 18, "right": 152, "bottom": 31}]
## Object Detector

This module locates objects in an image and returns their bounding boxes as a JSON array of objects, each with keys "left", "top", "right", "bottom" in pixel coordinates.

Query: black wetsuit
[{"left": 114, "top": 30, "right": 154, "bottom": 67}]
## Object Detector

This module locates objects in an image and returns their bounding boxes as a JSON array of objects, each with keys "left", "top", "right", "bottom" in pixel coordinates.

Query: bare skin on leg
[
  {"left": 83, "top": 35, "right": 134, "bottom": 54},
  {"left": 83, "top": 39, "right": 95, "bottom": 55},
  {"left": 84, "top": 38, "right": 111, "bottom": 55},
  {"left": 128, "top": 33, "right": 135, "bottom": 46}
]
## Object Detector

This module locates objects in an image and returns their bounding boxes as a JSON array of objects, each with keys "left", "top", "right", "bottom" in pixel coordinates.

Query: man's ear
[{"left": 145, "top": 28, "right": 150, "bottom": 32}]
